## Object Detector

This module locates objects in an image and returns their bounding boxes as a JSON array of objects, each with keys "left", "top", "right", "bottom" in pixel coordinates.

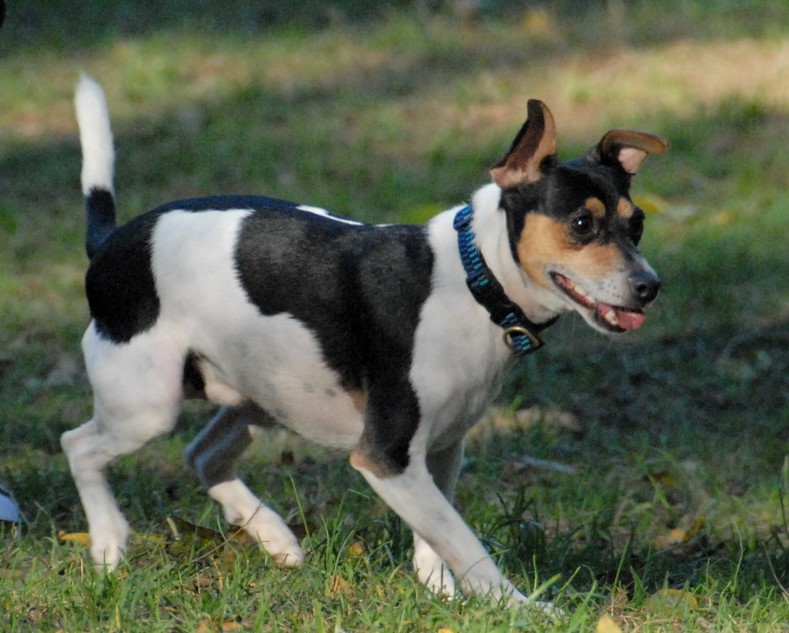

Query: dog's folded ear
[
  {"left": 491, "top": 99, "right": 558, "bottom": 189},
  {"left": 590, "top": 130, "right": 669, "bottom": 176}
]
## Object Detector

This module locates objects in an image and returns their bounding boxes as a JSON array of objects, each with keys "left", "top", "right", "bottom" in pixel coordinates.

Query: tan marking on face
[
  {"left": 517, "top": 214, "right": 627, "bottom": 288},
  {"left": 617, "top": 198, "right": 635, "bottom": 220},
  {"left": 584, "top": 197, "right": 606, "bottom": 218},
  {"left": 571, "top": 243, "right": 628, "bottom": 279},
  {"left": 517, "top": 214, "right": 570, "bottom": 289}
]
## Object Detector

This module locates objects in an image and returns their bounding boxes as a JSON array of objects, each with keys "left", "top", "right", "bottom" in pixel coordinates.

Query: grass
[{"left": 1, "top": 1, "right": 788, "bottom": 631}]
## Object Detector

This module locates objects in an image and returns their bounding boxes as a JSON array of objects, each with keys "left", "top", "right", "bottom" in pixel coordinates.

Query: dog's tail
[{"left": 75, "top": 74, "right": 117, "bottom": 259}]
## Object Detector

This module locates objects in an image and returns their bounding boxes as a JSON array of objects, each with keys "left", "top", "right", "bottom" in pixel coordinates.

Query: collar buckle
[{"left": 503, "top": 326, "right": 543, "bottom": 354}]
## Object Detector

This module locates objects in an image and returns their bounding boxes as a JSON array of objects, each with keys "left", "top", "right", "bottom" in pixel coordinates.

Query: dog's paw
[
  {"left": 419, "top": 565, "right": 457, "bottom": 598},
  {"left": 90, "top": 535, "right": 126, "bottom": 573},
  {"left": 87, "top": 511, "right": 129, "bottom": 571},
  {"left": 90, "top": 546, "right": 122, "bottom": 571},
  {"left": 244, "top": 507, "right": 305, "bottom": 568},
  {"left": 270, "top": 547, "right": 306, "bottom": 568},
  {"left": 414, "top": 538, "right": 456, "bottom": 597}
]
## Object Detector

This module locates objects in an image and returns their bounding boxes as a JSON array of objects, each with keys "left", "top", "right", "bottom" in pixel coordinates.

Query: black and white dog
[{"left": 62, "top": 75, "right": 667, "bottom": 605}]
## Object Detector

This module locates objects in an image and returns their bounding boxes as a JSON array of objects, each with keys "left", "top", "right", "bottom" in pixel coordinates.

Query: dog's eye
[{"left": 570, "top": 210, "right": 596, "bottom": 240}]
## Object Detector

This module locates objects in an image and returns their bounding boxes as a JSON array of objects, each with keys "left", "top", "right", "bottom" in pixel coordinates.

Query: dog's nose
[{"left": 629, "top": 271, "right": 661, "bottom": 304}]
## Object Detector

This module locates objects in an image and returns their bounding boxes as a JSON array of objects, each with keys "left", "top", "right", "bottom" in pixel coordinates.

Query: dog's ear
[
  {"left": 491, "top": 99, "right": 557, "bottom": 189},
  {"left": 591, "top": 130, "right": 669, "bottom": 176}
]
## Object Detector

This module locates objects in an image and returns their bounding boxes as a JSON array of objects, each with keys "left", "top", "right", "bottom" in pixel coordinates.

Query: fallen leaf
[
  {"left": 196, "top": 619, "right": 212, "bottom": 633},
  {"left": 654, "top": 515, "right": 705, "bottom": 550},
  {"left": 196, "top": 618, "right": 247, "bottom": 633},
  {"left": 58, "top": 531, "right": 92, "bottom": 547},
  {"left": 167, "top": 515, "right": 225, "bottom": 543},
  {"left": 193, "top": 573, "right": 213, "bottom": 590},
  {"left": 469, "top": 405, "right": 580, "bottom": 441},
  {"left": 347, "top": 541, "right": 365, "bottom": 557},
  {"left": 596, "top": 613, "right": 623, "bottom": 633},
  {"left": 330, "top": 574, "right": 353, "bottom": 596},
  {"left": 132, "top": 532, "right": 167, "bottom": 547},
  {"left": 645, "top": 588, "right": 699, "bottom": 614}
]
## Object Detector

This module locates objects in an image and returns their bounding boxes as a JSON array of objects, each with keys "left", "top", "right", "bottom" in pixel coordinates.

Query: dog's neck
[{"left": 454, "top": 185, "right": 557, "bottom": 356}]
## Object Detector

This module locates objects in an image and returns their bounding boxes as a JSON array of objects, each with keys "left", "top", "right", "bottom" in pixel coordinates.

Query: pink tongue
[
  {"left": 616, "top": 309, "right": 646, "bottom": 330},
  {"left": 598, "top": 304, "right": 646, "bottom": 330}
]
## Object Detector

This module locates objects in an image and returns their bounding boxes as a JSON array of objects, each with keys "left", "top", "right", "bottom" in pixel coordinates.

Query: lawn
[{"left": 0, "top": 1, "right": 787, "bottom": 631}]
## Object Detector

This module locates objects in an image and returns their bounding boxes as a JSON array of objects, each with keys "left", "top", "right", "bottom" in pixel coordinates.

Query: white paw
[
  {"left": 244, "top": 506, "right": 305, "bottom": 568},
  {"left": 208, "top": 480, "right": 305, "bottom": 567},
  {"left": 89, "top": 516, "right": 129, "bottom": 571},
  {"left": 414, "top": 539, "right": 456, "bottom": 597}
]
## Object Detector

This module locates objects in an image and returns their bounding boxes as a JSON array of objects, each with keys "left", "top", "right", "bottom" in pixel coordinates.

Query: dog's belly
[{"left": 197, "top": 314, "right": 365, "bottom": 450}]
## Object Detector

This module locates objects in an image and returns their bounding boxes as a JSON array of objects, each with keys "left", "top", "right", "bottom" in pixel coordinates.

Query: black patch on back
[
  {"left": 234, "top": 207, "right": 435, "bottom": 471},
  {"left": 83, "top": 196, "right": 308, "bottom": 344},
  {"left": 85, "top": 210, "right": 163, "bottom": 343}
]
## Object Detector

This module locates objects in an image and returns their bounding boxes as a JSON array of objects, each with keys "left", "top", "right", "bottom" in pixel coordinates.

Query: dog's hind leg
[
  {"left": 61, "top": 325, "right": 185, "bottom": 569},
  {"left": 61, "top": 419, "right": 132, "bottom": 569},
  {"left": 413, "top": 440, "right": 464, "bottom": 597},
  {"left": 184, "top": 402, "right": 305, "bottom": 567}
]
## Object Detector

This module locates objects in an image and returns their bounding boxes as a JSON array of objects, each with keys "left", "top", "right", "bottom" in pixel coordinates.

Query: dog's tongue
[{"left": 597, "top": 303, "right": 646, "bottom": 331}]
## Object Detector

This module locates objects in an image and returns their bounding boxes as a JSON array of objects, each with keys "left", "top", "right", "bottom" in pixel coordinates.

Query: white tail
[{"left": 75, "top": 74, "right": 115, "bottom": 196}]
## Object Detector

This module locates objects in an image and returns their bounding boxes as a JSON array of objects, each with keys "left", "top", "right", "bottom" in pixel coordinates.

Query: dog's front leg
[
  {"left": 412, "top": 440, "right": 465, "bottom": 597},
  {"left": 351, "top": 445, "right": 525, "bottom": 603}
]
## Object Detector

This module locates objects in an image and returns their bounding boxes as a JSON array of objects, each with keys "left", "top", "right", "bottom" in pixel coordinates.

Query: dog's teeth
[
  {"left": 564, "top": 278, "right": 594, "bottom": 305},
  {"left": 603, "top": 309, "right": 618, "bottom": 326}
]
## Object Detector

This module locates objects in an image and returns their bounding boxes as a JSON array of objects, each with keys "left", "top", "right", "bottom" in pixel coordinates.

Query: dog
[{"left": 62, "top": 75, "right": 667, "bottom": 606}]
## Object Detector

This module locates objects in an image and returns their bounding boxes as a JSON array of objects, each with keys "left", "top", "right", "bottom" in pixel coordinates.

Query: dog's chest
[{"left": 409, "top": 289, "right": 514, "bottom": 450}]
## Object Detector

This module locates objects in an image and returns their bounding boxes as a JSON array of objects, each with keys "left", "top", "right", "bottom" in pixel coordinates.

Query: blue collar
[{"left": 453, "top": 205, "right": 556, "bottom": 356}]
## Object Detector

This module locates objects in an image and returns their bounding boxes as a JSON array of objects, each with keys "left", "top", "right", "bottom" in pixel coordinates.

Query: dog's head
[{"left": 492, "top": 100, "right": 668, "bottom": 334}]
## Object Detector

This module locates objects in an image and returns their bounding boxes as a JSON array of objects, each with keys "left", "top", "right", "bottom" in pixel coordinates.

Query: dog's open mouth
[{"left": 550, "top": 272, "right": 645, "bottom": 333}]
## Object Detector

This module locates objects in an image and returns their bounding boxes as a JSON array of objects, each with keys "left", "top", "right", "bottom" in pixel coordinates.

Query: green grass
[{"left": 1, "top": 1, "right": 788, "bottom": 631}]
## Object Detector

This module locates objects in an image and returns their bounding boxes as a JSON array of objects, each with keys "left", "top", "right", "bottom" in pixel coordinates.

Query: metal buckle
[{"left": 502, "top": 326, "right": 542, "bottom": 353}]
